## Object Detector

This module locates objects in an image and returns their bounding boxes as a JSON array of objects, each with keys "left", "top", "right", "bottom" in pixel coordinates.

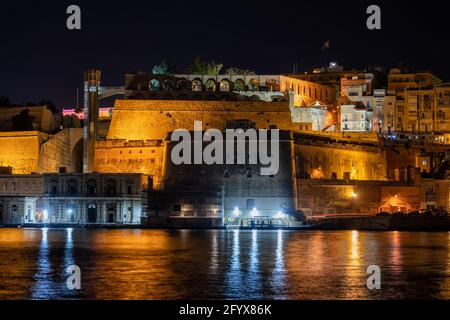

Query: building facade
[{"left": 41, "top": 173, "right": 148, "bottom": 225}]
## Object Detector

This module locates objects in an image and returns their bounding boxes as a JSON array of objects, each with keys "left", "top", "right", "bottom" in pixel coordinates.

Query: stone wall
[
  {"left": 107, "top": 100, "right": 298, "bottom": 141},
  {"left": 160, "top": 132, "right": 296, "bottom": 218},
  {"left": 297, "top": 180, "right": 420, "bottom": 216},
  {"left": 294, "top": 133, "right": 387, "bottom": 181},
  {"left": 0, "top": 131, "right": 43, "bottom": 174},
  {"left": 0, "top": 129, "right": 83, "bottom": 175},
  {"left": 0, "top": 105, "right": 59, "bottom": 133},
  {"left": 94, "top": 139, "right": 165, "bottom": 188}
]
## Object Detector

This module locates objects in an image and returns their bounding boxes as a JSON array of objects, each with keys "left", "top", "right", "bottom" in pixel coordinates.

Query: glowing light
[
  {"left": 351, "top": 192, "right": 358, "bottom": 199},
  {"left": 43, "top": 210, "right": 48, "bottom": 221},
  {"left": 276, "top": 211, "right": 285, "bottom": 219},
  {"left": 68, "top": 209, "right": 73, "bottom": 214},
  {"left": 233, "top": 207, "right": 240, "bottom": 217},
  {"left": 251, "top": 208, "right": 259, "bottom": 218}
]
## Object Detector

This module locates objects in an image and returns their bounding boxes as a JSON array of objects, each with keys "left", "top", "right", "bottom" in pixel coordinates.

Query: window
[
  {"left": 220, "top": 79, "right": 231, "bottom": 92},
  {"left": 68, "top": 179, "right": 78, "bottom": 195},
  {"left": 205, "top": 79, "right": 216, "bottom": 92},
  {"left": 149, "top": 79, "right": 160, "bottom": 91},
  {"left": 127, "top": 185, "right": 132, "bottom": 195},
  {"left": 106, "top": 180, "right": 117, "bottom": 196},
  {"left": 51, "top": 181, "right": 58, "bottom": 195},
  {"left": 246, "top": 199, "right": 255, "bottom": 210},
  {"left": 86, "top": 179, "right": 97, "bottom": 196},
  {"left": 162, "top": 79, "right": 174, "bottom": 91},
  {"left": 192, "top": 79, "right": 202, "bottom": 91}
]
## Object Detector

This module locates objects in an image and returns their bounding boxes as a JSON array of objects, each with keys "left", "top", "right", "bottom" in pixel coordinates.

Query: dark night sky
[{"left": 0, "top": 0, "right": 449, "bottom": 108}]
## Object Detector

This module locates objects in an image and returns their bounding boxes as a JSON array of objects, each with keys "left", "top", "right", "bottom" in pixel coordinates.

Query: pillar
[{"left": 83, "top": 70, "right": 101, "bottom": 173}]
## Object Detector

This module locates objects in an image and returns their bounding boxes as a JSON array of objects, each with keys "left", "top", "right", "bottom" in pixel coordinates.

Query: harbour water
[{"left": 0, "top": 228, "right": 449, "bottom": 300}]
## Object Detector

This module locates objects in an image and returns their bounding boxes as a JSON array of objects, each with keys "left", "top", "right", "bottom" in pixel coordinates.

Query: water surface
[{"left": 0, "top": 229, "right": 449, "bottom": 300}]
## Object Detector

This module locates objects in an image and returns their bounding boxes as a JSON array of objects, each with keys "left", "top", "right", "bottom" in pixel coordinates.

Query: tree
[
  {"left": 12, "top": 109, "right": 35, "bottom": 131},
  {"left": 152, "top": 61, "right": 177, "bottom": 75},
  {"left": 225, "top": 67, "right": 256, "bottom": 76},
  {"left": 186, "top": 57, "right": 223, "bottom": 75}
]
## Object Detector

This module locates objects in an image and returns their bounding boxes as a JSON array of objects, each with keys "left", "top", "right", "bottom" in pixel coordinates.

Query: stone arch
[
  {"left": 11, "top": 205, "right": 18, "bottom": 220},
  {"left": 67, "top": 179, "right": 78, "bottom": 195},
  {"left": 177, "top": 79, "right": 189, "bottom": 90},
  {"left": 233, "top": 79, "right": 245, "bottom": 91},
  {"left": 86, "top": 179, "right": 97, "bottom": 196},
  {"left": 50, "top": 180, "right": 58, "bottom": 195},
  {"left": 149, "top": 79, "right": 160, "bottom": 91},
  {"left": 249, "top": 78, "right": 259, "bottom": 91},
  {"left": 106, "top": 179, "right": 117, "bottom": 196},
  {"left": 205, "top": 79, "right": 217, "bottom": 92},
  {"left": 192, "top": 78, "right": 203, "bottom": 91},
  {"left": 162, "top": 79, "right": 174, "bottom": 91},
  {"left": 126, "top": 181, "right": 133, "bottom": 195},
  {"left": 220, "top": 79, "right": 231, "bottom": 92},
  {"left": 107, "top": 203, "right": 116, "bottom": 223}
]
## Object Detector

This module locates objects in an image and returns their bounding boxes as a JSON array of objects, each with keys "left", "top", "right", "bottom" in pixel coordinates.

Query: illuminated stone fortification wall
[
  {"left": 0, "top": 129, "right": 82, "bottom": 174},
  {"left": 97, "top": 100, "right": 298, "bottom": 186},
  {"left": 0, "top": 131, "right": 43, "bottom": 174},
  {"left": 297, "top": 180, "right": 420, "bottom": 216},
  {"left": 94, "top": 139, "right": 165, "bottom": 188},
  {"left": 294, "top": 137, "right": 387, "bottom": 181},
  {"left": 0, "top": 106, "right": 59, "bottom": 133},
  {"left": 99, "top": 99, "right": 395, "bottom": 187},
  {"left": 39, "top": 129, "right": 83, "bottom": 173},
  {"left": 107, "top": 100, "right": 298, "bottom": 141}
]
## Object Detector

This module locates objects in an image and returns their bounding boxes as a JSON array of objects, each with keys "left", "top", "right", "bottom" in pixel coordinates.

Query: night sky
[{"left": 0, "top": 0, "right": 449, "bottom": 108}]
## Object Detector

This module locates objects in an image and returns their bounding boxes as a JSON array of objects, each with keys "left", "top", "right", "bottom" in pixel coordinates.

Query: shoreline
[{"left": 1, "top": 215, "right": 450, "bottom": 232}]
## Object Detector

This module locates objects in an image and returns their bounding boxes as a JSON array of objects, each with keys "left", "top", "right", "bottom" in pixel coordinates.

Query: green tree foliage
[
  {"left": 152, "top": 61, "right": 176, "bottom": 75},
  {"left": 186, "top": 57, "right": 223, "bottom": 75},
  {"left": 225, "top": 67, "right": 256, "bottom": 76},
  {"left": 12, "top": 109, "right": 35, "bottom": 131}
]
